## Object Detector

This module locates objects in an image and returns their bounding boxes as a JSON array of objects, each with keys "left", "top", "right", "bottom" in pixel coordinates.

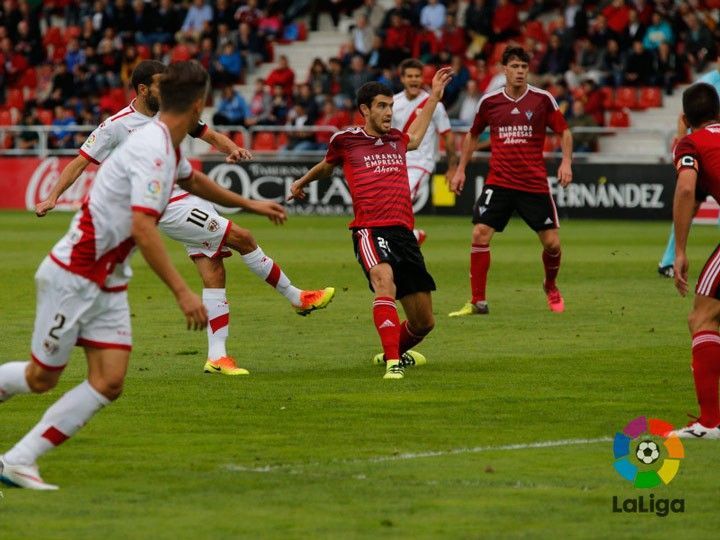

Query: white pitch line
[{"left": 224, "top": 437, "right": 612, "bottom": 474}]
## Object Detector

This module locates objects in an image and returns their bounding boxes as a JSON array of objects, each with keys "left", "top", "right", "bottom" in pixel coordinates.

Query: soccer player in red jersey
[
  {"left": 669, "top": 82, "right": 720, "bottom": 439},
  {"left": 448, "top": 46, "right": 573, "bottom": 316},
  {"left": 289, "top": 68, "right": 453, "bottom": 380}
]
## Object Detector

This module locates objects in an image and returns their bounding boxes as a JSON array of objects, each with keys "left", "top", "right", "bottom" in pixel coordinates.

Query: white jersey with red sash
[{"left": 392, "top": 90, "right": 451, "bottom": 175}]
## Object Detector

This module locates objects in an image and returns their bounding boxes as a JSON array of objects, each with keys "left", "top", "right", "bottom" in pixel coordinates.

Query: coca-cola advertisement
[{"left": 0, "top": 157, "right": 98, "bottom": 211}]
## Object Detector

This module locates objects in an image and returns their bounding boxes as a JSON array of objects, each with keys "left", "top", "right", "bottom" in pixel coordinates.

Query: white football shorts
[
  {"left": 31, "top": 257, "right": 132, "bottom": 371},
  {"left": 407, "top": 165, "right": 431, "bottom": 203},
  {"left": 159, "top": 194, "right": 232, "bottom": 259}
]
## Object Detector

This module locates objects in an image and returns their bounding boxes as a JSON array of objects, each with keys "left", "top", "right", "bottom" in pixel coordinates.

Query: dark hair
[
  {"left": 399, "top": 58, "right": 423, "bottom": 76},
  {"left": 502, "top": 46, "right": 530, "bottom": 65},
  {"left": 130, "top": 60, "right": 166, "bottom": 92},
  {"left": 159, "top": 60, "right": 210, "bottom": 113},
  {"left": 683, "top": 82, "right": 720, "bottom": 128},
  {"left": 356, "top": 82, "right": 393, "bottom": 111}
]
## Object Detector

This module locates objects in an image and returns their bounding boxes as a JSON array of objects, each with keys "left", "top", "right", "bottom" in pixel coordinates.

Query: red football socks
[
  {"left": 470, "top": 243, "right": 490, "bottom": 304},
  {"left": 691, "top": 331, "right": 720, "bottom": 427},
  {"left": 373, "top": 296, "right": 400, "bottom": 361},
  {"left": 543, "top": 249, "right": 561, "bottom": 289}
]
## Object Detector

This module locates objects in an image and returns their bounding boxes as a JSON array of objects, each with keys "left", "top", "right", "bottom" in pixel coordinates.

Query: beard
[{"left": 146, "top": 95, "right": 160, "bottom": 114}]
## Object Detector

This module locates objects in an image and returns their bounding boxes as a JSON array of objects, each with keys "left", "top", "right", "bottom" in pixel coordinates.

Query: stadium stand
[{"left": 0, "top": 0, "right": 714, "bottom": 156}]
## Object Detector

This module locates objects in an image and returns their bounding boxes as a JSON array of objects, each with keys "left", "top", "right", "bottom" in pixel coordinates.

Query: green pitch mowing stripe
[{"left": 0, "top": 211, "right": 718, "bottom": 539}]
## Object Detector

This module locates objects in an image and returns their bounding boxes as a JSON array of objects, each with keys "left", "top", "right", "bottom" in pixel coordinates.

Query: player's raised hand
[
  {"left": 449, "top": 169, "right": 466, "bottom": 195},
  {"left": 674, "top": 253, "right": 689, "bottom": 297},
  {"left": 177, "top": 289, "right": 208, "bottom": 330},
  {"left": 35, "top": 198, "right": 56, "bottom": 217},
  {"left": 430, "top": 67, "right": 454, "bottom": 101},
  {"left": 557, "top": 159, "right": 573, "bottom": 187},
  {"left": 288, "top": 180, "right": 307, "bottom": 201},
  {"left": 225, "top": 147, "right": 253, "bottom": 163},
  {"left": 251, "top": 200, "right": 287, "bottom": 225}
]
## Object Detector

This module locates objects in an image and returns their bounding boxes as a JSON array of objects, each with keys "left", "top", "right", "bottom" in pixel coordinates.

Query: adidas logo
[
  {"left": 511, "top": 107, "right": 520, "bottom": 114},
  {"left": 374, "top": 139, "right": 384, "bottom": 146},
  {"left": 544, "top": 217, "right": 554, "bottom": 225},
  {"left": 379, "top": 319, "right": 395, "bottom": 328}
]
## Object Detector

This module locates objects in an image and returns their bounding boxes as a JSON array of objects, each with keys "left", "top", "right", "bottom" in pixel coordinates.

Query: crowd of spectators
[{"left": 1, "top": 1, "right": 719, "bottom": 153}]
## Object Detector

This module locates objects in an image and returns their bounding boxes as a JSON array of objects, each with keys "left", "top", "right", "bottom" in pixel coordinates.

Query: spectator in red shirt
[
  {"left": 265, "top": 54, "right": 295, "bottom": 97},
  {"left": 492, "top": 0, "right": 519, "bottom": 42},
  {"left": 314, "top": 99, "right": 345, "bottom": 148},
  {"left": 581, "top": 79, "right": 605, "bottom": 126},
  {"left": 602, "top": 0, "right": 630, "bottom": 35},
  {"left": 441, "top": 13, "right": 467, "bottom": 59}
]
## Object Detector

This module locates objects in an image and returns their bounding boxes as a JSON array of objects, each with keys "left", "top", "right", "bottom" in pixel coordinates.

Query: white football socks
[
  {"left": 4, "top": 380, "right": 110, "bottom": 466},
  {"left": 203, "top": 288, "right": 229, "bottom": 361},
  {"left": 241, "top": 246, "right": 301, "bottom": 306},
  {"left": 0, "top": 361, "right": 31, "bottom": 402}
]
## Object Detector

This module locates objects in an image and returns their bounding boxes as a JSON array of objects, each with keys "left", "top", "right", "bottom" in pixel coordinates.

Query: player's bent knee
[
  {"left": 473, "top": 224, "right": 493, "bottom": 244},
  {"left": 26, "top": 373, "right": 59, "bottom": 394},
  {"left": 92, "top": 379, "right": 124, "bottom": 401},
  {"left": 226, "top": 225, "right": 257, "bottom": 254}
]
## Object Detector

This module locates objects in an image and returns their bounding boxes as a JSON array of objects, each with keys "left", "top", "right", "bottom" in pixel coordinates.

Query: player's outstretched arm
[
  {"left": 288, "top": 159, "right": 335, "bottom": 201},
  {"left": 557, "top": 128, "right": 573, "bottom": 187},
  {"left": 201, "top": 127, "right": 253, "bottom": 163},
  {"left": 131, "top": 210, "right": 208, "bottom": 329},
  {"left": 449, "top": 132, "right": 477, "bottom": 195},
  {"left": 178, "top": 170, "right": 287, "bottom": 224},
  {"left": 35, "top": 154, "right": 91, "bottom": 216},
  {"left": 673, "top": 168, "right": 698, "bottom": 297},
  {"left": 407, "top": 67, "right": 453, "bottom": 150}
]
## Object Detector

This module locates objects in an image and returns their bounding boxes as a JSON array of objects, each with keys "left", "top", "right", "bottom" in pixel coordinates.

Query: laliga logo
[
  {"left": 611, "top": 416, "right": 685, "bottom": 517},
  {"left": 25, "top": 158, "right": 95, "bottom": 211}
]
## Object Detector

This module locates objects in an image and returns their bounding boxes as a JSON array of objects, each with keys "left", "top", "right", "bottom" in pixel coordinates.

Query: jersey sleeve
[
  {"left": 127, "top": 144, "right": 173, "bottom": 218},
  {"left": 325, "top": 132, "right": 344, "bottom": 165},
  {"left": 189, "top": 120, "right": 209, "bottom": 139},
  {"left": 176, "top": 157, "right": 193, "bottom": 181},
  {"left": 673, "top": 136, "right": 699, "bottom": 174},
  {"left": 544, "top": 94, "right": 568, "bottom": 133},
  {"left": 79, "top": 121, "right": 117, "bottom": 164},
  {"left": 433, "top": 102, "right": 452, "bottom": 135},
  {"left": 470, "top": 100, "right": 488, "bottom": 137}
]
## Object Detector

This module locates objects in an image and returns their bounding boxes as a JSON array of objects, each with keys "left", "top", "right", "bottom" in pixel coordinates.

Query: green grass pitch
[{"left": 1, "top": 211, "right": 720, "bottom": 538}]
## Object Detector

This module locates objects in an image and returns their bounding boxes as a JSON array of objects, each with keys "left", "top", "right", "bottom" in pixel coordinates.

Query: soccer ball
[{"left": 635, "top": 440, "right": 660, "bottom": 464}]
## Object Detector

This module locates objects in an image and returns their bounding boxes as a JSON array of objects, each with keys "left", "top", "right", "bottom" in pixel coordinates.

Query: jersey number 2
[{"left": 49, "top": 313, "right": 66, "bottom": 339}]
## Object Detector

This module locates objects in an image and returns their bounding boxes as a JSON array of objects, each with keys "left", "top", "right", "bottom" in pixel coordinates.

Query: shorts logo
[
  {"left": 42, "top": 339, "right": 59, "bottom": 356},
  {"left": 477, "top": 206, "right": 487, "bottom": 216},
  {"left": 544, "top": 217, "right": 554, "bottom": 225},
  {"left": 613, "top": 416, "right": 684, "bottom": 488},
  {"left": 147, "top": 180, "right": 161, "bottom": 196},
  {"left": 207, "top": 219, "right": 220, "bottom": 232}
]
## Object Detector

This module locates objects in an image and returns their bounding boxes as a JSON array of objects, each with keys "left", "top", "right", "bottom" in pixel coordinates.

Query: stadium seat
[
  {"left": 0, "top": 110, "right": 14, "bottom": 126},
  {"left": 600, "top": 86, "right": 614, "bottom": 110},
  {"left": 42, "top": 26, "right": 64, "bottom": 47},
  {"left": 297, "top": 21, "right": 308, "bottom": 41},
  {"left": 422, "top": 64, "right": 437, "bottom": 86},
  {"left": 609, "top": 110, "right": 631, "bottom": 127},
  {"left": 64, "top": 26, "right": 81, "bottom": 42},
  {"left": 251, "top": 132, "right": 278, "bottom": 151},
  {"left": 352, "top": 111, "right": 364, "bottom": 126},
  {"left": 613, "top": 87, "right": 639, "bottom": 110},
  {"left": 639, "top": 87, "right": 662, "bottom": 108},
  {"left": 19, "top": 67, "right": 37, "bottom": 89},
  {"left": 524, "top": 20, "right": 547, "bottom": 43},
  {"left": 37, "top": 109, "right": 54, "bottom": 125},
  {"left": 232, "top": 131, "right": 246, "bottom": 148},
  {"left": 6, "top": 89, "right": 24, "bottom": 110},
  {"left": 137, "top": 45, "right": 151, "bottom": 59},
  {"left": 276, "top": 131, "right": 288, "bottom": 148}
]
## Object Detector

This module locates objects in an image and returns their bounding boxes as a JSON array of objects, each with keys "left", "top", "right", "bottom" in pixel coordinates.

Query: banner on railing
[{"left": 0, "top": 156, "right": 686, "bottom": 221}]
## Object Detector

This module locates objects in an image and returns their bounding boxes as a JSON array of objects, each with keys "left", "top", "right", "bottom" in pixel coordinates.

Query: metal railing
[{"left": 0, "top": 124, "right": 678, "bottom": 162}]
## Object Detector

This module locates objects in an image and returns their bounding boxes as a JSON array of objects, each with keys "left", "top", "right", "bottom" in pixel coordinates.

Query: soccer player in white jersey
[
  {"left": 0, "top": 61, "right": 213, "bottom": 489},
  {"left": 391, "top": 59, "right": 457, "bottom": 245},
  {"left": 36, "top": 60, "right": 335, "bottom": 376}
]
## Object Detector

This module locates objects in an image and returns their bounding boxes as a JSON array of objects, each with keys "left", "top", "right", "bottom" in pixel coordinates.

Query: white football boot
[
  {"left": 0, "top": 455, "right": 58, "bottom": 490},
  {"left": 669, "top": 422, "right": 720, "bottom": 439}
]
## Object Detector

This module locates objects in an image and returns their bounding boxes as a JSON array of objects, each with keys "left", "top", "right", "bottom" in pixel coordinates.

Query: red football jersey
[
  {"left": 470, "top": 85, "right": 568, "bottom": 193},
  {"left": 673, "top": 123, "right": 720, "bottom": 201},
  {"left": 325, "top": 126, "right": 414, "bottom": 230}
]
